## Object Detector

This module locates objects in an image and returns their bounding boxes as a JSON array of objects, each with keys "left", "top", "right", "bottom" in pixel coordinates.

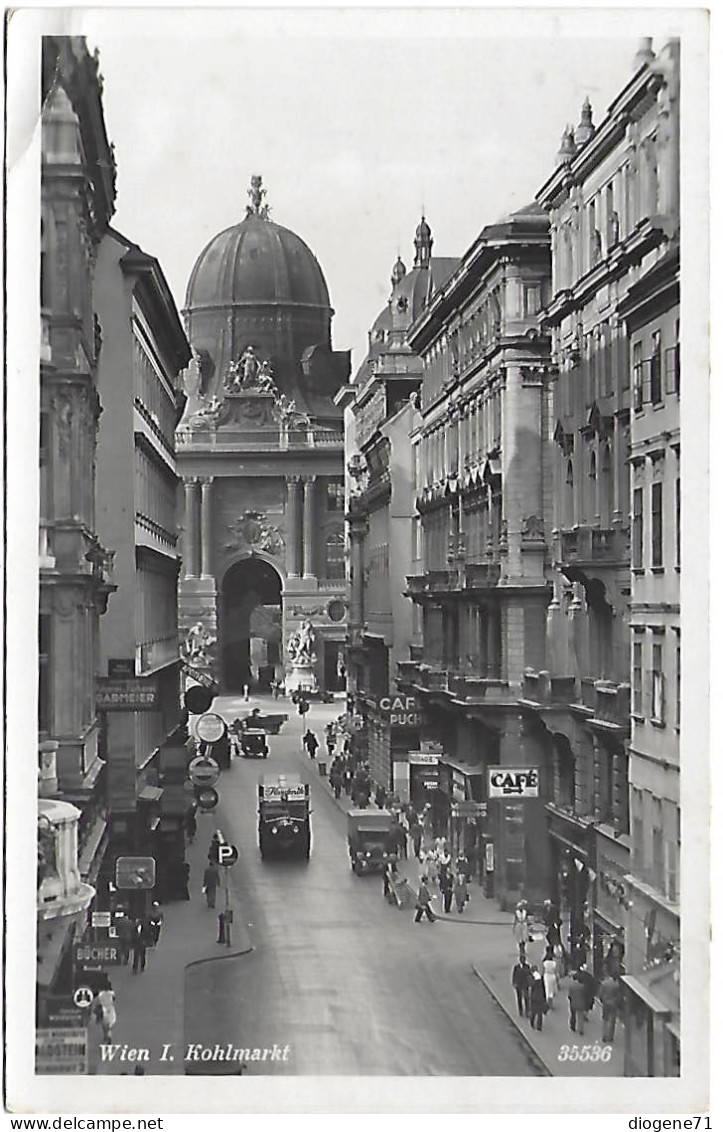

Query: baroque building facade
[
  {"left": 340, "top": 220, "right": 457, "bottom": 795},
  {"left": 176, "top": 178, "right": 350, "bottom": 694},
  {"left": 529, "top": 37, "right": 680, "bottom": 1071},
  {"left": 93, "top": 228, "right": 191, "bottom": 896},
  {"left": 398, "top": 205, "right": 554, "bottom": 906},
  {"left": 38, "top": 36, "right": 116, "bottom": 1003}
]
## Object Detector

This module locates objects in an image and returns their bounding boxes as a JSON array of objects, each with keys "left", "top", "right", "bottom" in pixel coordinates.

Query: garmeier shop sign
[
  {"left": 96, "top": 678, "right": 158, "bottom": 711},
  {"left": 487, "top": 767, "right": 539, "bottom": 798}
]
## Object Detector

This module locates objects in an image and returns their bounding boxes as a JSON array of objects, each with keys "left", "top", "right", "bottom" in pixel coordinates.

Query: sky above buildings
[{"left": 71, "top": 9, "right": 680, "bottom": 371}]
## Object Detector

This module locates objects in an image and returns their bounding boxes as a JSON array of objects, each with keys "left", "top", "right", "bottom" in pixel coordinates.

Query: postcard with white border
[{"left": 4, "top": 5, "right": 711, "bottom": 1116}]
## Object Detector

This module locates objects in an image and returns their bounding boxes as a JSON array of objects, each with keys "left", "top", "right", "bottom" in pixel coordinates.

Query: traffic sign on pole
[
  {"left": 184, "top": 684, "right": 214, "bottom": 715},
  {"left": 195, "top": 713, "right": 226, "bottom": 743},
  {"left": 188, "top": 755, "right": 221, "bottom": 788},
  {"left": 73, "top": 986, "right": 94, "bottom": 1010},
  {"left": 195, "top": 786, "right": 219, "bottom": 812},
  {"left": 217, "top": 843, "right": 239, "bottom": 867}
]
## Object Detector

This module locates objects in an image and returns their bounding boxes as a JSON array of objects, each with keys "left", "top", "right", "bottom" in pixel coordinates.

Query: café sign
[
  {"left": 370, "top": 694, "right": 420, "bottom": 728},
  {"left": 487, "top": 767, "right": 539, "bottom": 798}
]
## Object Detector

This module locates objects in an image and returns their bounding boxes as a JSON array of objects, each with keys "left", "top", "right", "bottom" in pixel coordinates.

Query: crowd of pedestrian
[{"left": 508, "top": 898, "right": 624, "bottom": 1045}]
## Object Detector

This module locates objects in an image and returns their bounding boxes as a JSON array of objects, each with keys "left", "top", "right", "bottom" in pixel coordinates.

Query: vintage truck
[
  {"left": 347, "top": 809, "right": 394, "bottom": 875},
  {"left": 258, "top": 774, "right": 311, "bottom": 860}
]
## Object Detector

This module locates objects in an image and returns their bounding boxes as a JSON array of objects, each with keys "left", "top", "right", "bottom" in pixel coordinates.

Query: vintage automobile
[
  {"left": 258, "top": 774, "right": 311, "bottom": 859},
  {"left": 240, "top": 729, "right": 269, "bottom": 759},
  {"left": 347, "top": 809, "right": 394, "bottom": 875}
]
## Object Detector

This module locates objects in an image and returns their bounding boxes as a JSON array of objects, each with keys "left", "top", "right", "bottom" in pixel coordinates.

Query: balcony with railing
[
  {"left": 591, "top": 680, "right": 631, "bottom": 733},
  {"left": 464, "top": 560, "right": 501, "bottom": 590},
  {"left": 176, "top": 426, "right": 344, "bottom": 452},
  {"left": 521, "top": 669, "right": 577, "bottom": 707},
  {"left": 559, "top": 526, "right": 628, "bottom": 567}
]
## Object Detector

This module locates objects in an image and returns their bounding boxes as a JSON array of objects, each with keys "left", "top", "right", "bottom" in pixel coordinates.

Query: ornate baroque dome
[{"left": 185, "top": 176, "right": 331, "bottom": 313}]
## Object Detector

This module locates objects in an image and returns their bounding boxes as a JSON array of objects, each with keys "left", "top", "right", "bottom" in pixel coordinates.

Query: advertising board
[{"left": 487, "top": 766, "right": 539, "bottom": 798}]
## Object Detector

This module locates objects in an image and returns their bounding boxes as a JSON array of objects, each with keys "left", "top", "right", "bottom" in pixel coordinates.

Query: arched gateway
[{"left": 175, "top": 177, "right": 350, "bottom": 693}]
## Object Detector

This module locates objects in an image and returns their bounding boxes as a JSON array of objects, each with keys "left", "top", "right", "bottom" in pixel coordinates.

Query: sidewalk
[
  {"left": 88, "top": 824, "right": 253, "bottom": 1075},
  {"left": 315, "top": 765, "right": 625, "bottom": 1078}
]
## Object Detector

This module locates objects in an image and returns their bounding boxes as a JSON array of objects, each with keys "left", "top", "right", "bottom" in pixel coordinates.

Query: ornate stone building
[
  {"left": 38, "top": 36, "right": 116, "bottom": 999},
  {"left": 176, "top": 177, "right": 350, "bottom": 693},
  {"left": 339, "top": 219, "right": 458, "bottom": 795},
  {"left": 530, "top": 40, "right": 681, "bottom": 1056},
  {"left": 399, "top": 205, "right": 554, "bottom": 907}
]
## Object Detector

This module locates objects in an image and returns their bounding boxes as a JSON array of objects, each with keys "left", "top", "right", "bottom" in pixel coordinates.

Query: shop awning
[
  {"left": 138, "top": 785, "right": 164, "bottom": 804},
  {"left": 440, "top": 756, "right": 484, "bottom": 776},
  {"left": 622, "top": 962, "right": 680, "bottom": 1016}
]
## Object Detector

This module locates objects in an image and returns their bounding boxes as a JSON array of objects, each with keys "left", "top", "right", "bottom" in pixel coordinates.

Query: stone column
[
  {"left": 200, "top": 477, "right": 214, "bottom": 578},
  {"left": 286, "top": 477, "right": 302, "bottom": 577},
  {"left": 302, "top": 475, "right": 316, "bottom": 577},
  {"left": 183, "top": 477, "right": 200, "bottom": 578}
]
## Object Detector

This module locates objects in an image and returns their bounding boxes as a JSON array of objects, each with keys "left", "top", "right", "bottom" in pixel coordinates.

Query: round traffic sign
[
  {"left": 188, "top": 755, "right": 221, "bottom": 788},
  {"left": 73, "top": 985, "right": 95, "bottom": 1009},
  {"left": 184, "top": 684, "right": 214, "bottom": 715},
  {"left": 196, "top": 786, "right": 219, "bottom": 812},
  {"left": 195, "top": 712, "right": 226, "bottom": 743},
  {"left": 217, "top": 844, "right": 239, "bottom": 867}
]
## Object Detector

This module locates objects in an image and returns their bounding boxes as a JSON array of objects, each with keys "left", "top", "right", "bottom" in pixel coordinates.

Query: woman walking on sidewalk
[
  {"left": 453, "top": 870, "right": 469, "bottom": 914},
  {"left": 95, "top": 982, "right": 117, "bottom": 1042},
  {"left": 203, "top": 861, "right": 220, "bottom": 909},
  {"left": 542, "top": 946, "right": 558, "bottom": 1007}
]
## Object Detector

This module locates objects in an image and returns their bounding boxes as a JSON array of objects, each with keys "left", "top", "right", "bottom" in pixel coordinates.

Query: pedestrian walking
[
  {"left": 438, "top": 863, "right": 454, "bottom": 913},
  {"left": 413, "top": 876, "right": 436, "bottom": 923},
  {"left": 512, "top": 957, "right": 532, "bottom": 1017},
  {"left": 567, "top": 972, "right": 589, "bottom": 1035},
  {"left": 208, "top": 832, "right": 222, "bottom": 863},
  {"left": 272, "top": 680, "right": 279, "bottom": 700},
  {"left": 303, "top": 729, "right": 319, "bottom": 759},
  {"left": 95, "top": 982, "right": 117, "bottom": 1042},
  {"left": 203, "top": 861, "right": 220, "bottom": 909},
  {"left": 149, "top": 902, "right": 164, "bottom": 945},
  {"left": 453, "top": 870, "right": 469, "bottom": 914},
  {"left": 577, "top": 962, "right": 598, "bottom": 1012},
  {"left": 184, "top": 806, "right": 197, "bottom": 844},
  {"left": 542, "top": 946, "right": 558, "bottom": 1007},
  {"left": 374, "top": 783, "right": 387, "bottom": 809},
  {"left": 243, "top": 683, "right": 250, "bottom": 701},
  {"left": 329, "top": 759, "right": 343, "bottom": 799},
  {"left": 343, "top": 765, "right": 354, "bottom": 796},
  {"left": 131, "top": 918, "right": 149, "bottom": 974},
  {"left": 528, "top": 968, "right": 547, "bottom": 1032},
  {"left": 410, "top": 817, "right": 423, "bottom": 859},
  {"left": 115, "top": 914, "right": 134, "bottom": 965},
  {"left": 180, "top": 861, "right": 191, "bottom": 901},
  {"left": 512, "top": 901, "right": 530, "bottom": 949},
  {"left": 382, "top": 856, "right": 398, "bottom": 904},
  {"left": 599, "top": 973, "right": 623, "bottom": 1043},
  {"left": 392, "top": 817, "right": 408, "bottom": 860}
]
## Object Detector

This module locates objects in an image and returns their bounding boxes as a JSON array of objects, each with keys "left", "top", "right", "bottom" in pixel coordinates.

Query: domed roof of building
[{"left": 185, "top": 176, "right": 331, "bottom": 312}]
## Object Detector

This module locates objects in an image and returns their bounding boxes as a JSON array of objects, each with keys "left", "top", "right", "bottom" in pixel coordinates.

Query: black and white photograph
[{"left": 4, "top": 5, "right": 710, "bottom": 1116}]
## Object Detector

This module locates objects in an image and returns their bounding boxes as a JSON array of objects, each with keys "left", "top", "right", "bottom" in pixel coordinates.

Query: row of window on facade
[
  {"left": 632, "top": 627, "right": 680, "bottom": 731},
  {"left": 421, "top": 287, "right": 505, "bottom": 407},
  {"left": 421, "top": 603, "right": 503, "bottom": 678},
  {"left": 554, "top": 133, "right": 663, "bottom": 290},
  {"left": 416, "top": 392, "right": 503, "bottom": 488},
  {"left": 632, "top": 475, "right": 680, "bottom": 571},
  {"left": 133, "top": 330, "right": 178, "bottom": 448},
  {"left": 632, "top": 324, "right": 680, "bottom": 408},
  {"left": 631, "top": 790, "right": 679, "bottom": 905}
]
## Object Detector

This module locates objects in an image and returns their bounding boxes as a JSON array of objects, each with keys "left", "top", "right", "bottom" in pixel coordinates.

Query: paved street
[{"left": 95, "top": 694, "right": 543, "bottom": 1077}]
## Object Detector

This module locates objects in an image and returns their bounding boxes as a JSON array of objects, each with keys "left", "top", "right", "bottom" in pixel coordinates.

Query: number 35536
[{"left": 558, "top": 1044, "right": 612, "bottom": 1062}]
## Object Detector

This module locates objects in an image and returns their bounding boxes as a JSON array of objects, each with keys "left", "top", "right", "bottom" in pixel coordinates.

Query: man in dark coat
[
  {"left": 203, "top": 861, "right": 220, "bottom": 909},
  {"left": 511, "top": 957, "right": 532, "bottom": 1017},
  {"left": 303, "top": 730, "right": 318, "bottom": 759},
  {"left": 568, "top": 972, "right": 589, "bottom": 1034},
  {"left": 577, "top": 962, "right": 598, "bottom": 1011},
  {"left": 528, "top": 967, "right": 547, "bottom": 1031},
  {"left": 131, "top": 917, "right": 151, "bottom": 974},
  {"left": 438, "top": 862, "right": 454, "bottom": 914},
  {"left": 409, "top": 817, "right": 424, "bottom": 860},
  {"left": 599, "top": 974, "right": 623, "bottom": 1042}
]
